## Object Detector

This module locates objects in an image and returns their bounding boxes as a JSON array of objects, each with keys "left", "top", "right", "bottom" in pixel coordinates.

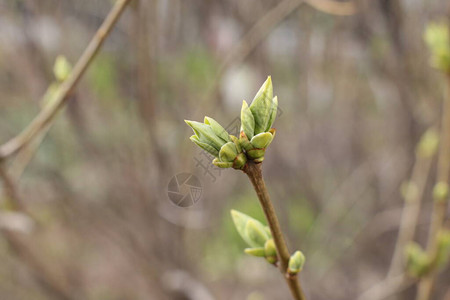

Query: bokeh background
[{"left": 0, "top": 0, "right": 449, "bottom": 299}]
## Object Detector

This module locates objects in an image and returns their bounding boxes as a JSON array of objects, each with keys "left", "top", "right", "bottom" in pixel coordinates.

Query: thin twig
[
  {"left": 0, "top": 0, "right": 133, "bottom": 161},
  {"left": 197, "top": 0, "right": 357, "bottom": 114},
  {"left": 304, "top": 0, "right": 357, "bottom": 16},
  {"left": 357, "top": 273, "right": 415, "bottom": 300},
  {"left": 416, "top": 74, "right": 450, "bottom": 300},
  {"left": 244, "top": 162, "right": 306, "bottom": 300},
  {"left": 387, "top": 133, "right": 436, "bottom": 277}
]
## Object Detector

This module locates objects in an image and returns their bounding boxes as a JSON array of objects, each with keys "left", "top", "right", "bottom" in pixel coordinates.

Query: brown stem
[{"left": 244, "top": 161, "right": 306, "bottom": 300}]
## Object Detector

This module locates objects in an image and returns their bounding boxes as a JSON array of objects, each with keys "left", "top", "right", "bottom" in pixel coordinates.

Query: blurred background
[{"left": 0, "top": 0, "right": 450, "bottom": 299}]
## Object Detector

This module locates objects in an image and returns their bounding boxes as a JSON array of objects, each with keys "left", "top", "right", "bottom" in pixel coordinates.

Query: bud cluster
[{"left": 185, "top": 76, "right": 278, "bottom": 169}]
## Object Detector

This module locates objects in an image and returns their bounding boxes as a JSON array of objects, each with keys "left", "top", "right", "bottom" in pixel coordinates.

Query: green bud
[
  {"left": 212, "top": 158, "right": 233, "bottom": 168},
  {"left": 241, "top": 100, "right": 255, "bottom": 140},
  {"left": 436, "top": 230, "right": 450, "bottom": 268},
  {"left": 249, "top": 76, "right": 273, "bottom": 135},
  {"left": 231, "top": 210, "right": 271, "bottom": 248},
  {"left": 204, "top": 116, "right": 231, "bottom": 143},
  {"left": 288, "top": 251, "right": 305, "bottom": 275},
  {"left": 250, "top": 132, "right": 274, "bottom": 149},
  {"left": 185, "top": 120, "right": 225, "bottom": 151},
  {"left": 416, "top": 128, "right": 439, "bottom": 158},
  {"left": 244, "top": 247, "right": 266, "bottom": 257},
  {"left": 219, "top": 142, "right": 238, "bottom": 162},
  {"left": 239, "top": 131, "right": 254, "bottom": 152},
  {"left": 53, "top": 55, "right": 72, "bottom": 82},
  {"left": 230, "top": 135, "right": 242, "bottom": 152},
  {"left": 245, "top": 219, "right": 271, "bottom": 248},
  {"left": 190, "top": 135, "right": 219, "bottom": 157},
  {"left": 264, "top": 239, "right": 277, "bottom": 264},
  {"left": 246, "top": 149, "right": 266, "bottom": 162},
  {"left": 433, "top": 182, "right": 449, "bottom": 203},
  {"left": 266, "top": 96, "right": 278, "bottom": 132},
  {"left": 405, "top": 242, "right": 430, "bottom": 277},
  {"left": 232, "top": 153, "right": 247, "bottom": 169},
  {"left": 424, "top": 22, "right": 450, "bottom": 72}
]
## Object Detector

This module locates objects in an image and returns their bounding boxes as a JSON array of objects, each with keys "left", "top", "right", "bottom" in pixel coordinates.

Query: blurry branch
[
  {"left": 388, "top": 128, "right": 438, "bottom": 278},
  {"left": 416, "top": 74, "right": 450, "bottom": 300},
  {"left": 199, "top": 0, "right": 357, "bottom": 111},
  {"left": 0, "top": 164, "right": 76, "bottom": 300},
  {"left": 356, "top": 273, "right": 415, "bottom": 300},
  {"left": 2, "top": 230, "right": 76, "bottom": 300},
  {"left": 0, "top": 0, "right": 133, "bottom": 161},
  {"left": 0, "top": 164, "right": 26, "bottom": 212},
  {"left": 304, "top": 0, "right": 356, "bottom": 16},
  {"left": 0, "top": 2, "right": 133, "bottom": 299}
]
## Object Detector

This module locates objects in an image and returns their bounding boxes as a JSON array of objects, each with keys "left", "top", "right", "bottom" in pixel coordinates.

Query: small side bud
[
  {"left": 53, "top": 55, "right": 72, "bottom": 82},
  {"left": 433, "top": 182, "right": 449, "bottom": 203},
  {"left": 288, "top": 251, "right": 305, "bottom": 275},
  {"left": 436, "top": 229, "right": 450, "bottom": 268},
  {"left": 264, "top": 239, "right": 277, "bottom": 264},
  {"left": 416, "top": 128, "right": 439, "bottom": 158},
  {"left": 424, "top": 21, "right": 450, "bottom": 72},
  {"left": 405, "top": 242, "right": 430, "bottom": 278},
  {"left": 400, "top": 181, "right": 419, "bottom": 203}
]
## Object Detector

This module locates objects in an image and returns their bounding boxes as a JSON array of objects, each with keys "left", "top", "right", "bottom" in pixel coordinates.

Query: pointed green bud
[
  {"left": 250, "top": 132, "right": 274, "bottom": 149},
  {"left": 190, "top": 135, "right": 219, "bottom": 157},
  {"left": 219, "top": 142, "right": 238, "bottom": 162},
  {"left": 53, "top": 55, "right": 72, "bottom": 82},
  {"left": 245, "top": 219, "right": 271, "bottom": 248},
  {"left": 288, "top": 251, "right": 305, "bottom": 275},
  {"left": 185, "top": 120, "right": 225, "bottom": 150},
  {"left": 266, "top": 96, "right": 278, "bottom": 132},
  {"left": 212, "top": 158, "right": 233, "bottom": 168},
  {"left": 264, "top": 239, "right": 277, "bottom": 264},
  {"left": 433, "top": 182, "right": 448, "bottom": 203},
  {"left": 249, "top": 76, "right": 273, "bottom": 135},
  {"left": 241, "top": 100, "right": 255, "bottom": 139},
  {"left": 244, "top": 247, "right": 266, "bottom": 257},
  {"left": 204, "top": 117, "right": 231, "bottom": 143},
  {"left": 231, "top": 210, "right": 271, "bottom": 248},
  {"left": 416, "top": 128, "right": 439, "bottom": 158}
]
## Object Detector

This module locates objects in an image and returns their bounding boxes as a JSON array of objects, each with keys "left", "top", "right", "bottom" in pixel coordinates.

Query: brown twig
[
  {"left": 0, "top": 0, "right": 133, "bottom": 161},
  {"left": 387, "top": 129, "right": 436, "bottom": 278},
  {"left": 416, "top": 74, "right": 450, "bottom": 300},
  {"left": 244, "top": 161, "right": 306, "bottom": 300}
]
